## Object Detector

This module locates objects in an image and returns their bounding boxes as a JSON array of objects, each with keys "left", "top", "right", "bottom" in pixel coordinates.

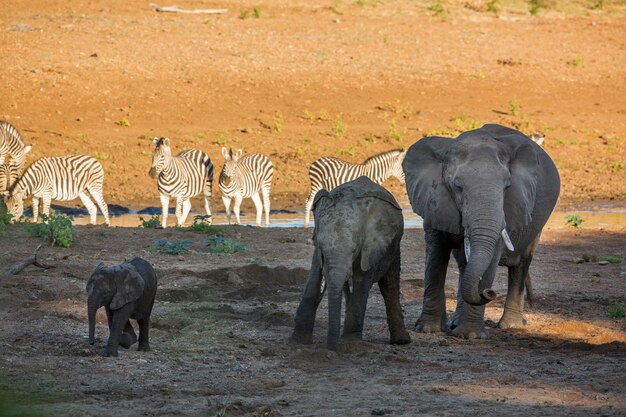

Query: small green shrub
[
  {"left": 273, "top": 112, "right": 283, "bottom": 133},
  {"left": 204, "top": 236, "right": 249, "bottom": 254},
  {"left": 177, "top": 215, "right": 224, "bottom": 234},
  {"left": 597, "top": 256, "right": 626, "bottom": 264},
  {"left": 510, "top": 98, "right": 521, "bottom": 116},
  {"left": 214, "top": 132, "right": 228, "bottom": 147},
  {"left": 0, "top": 200, "right": 12, "bottom": 236},
  {"left": 565, "top": 214, "right": 584, "bottom": 228},
  {"left": 487, "top": 0, "right": 499, "bottom": 13},
  {"left": 332, "top": 116, "right": 347, "bottom": 139},
  {"left": 253, "top": 7, "right": 261, "bottom": 18},
  {"left": 567, "top": 57, "right": 583, "bottom": 68},
  {"left": 607, "top": 302, "right": 626, "bottom": 319},
  {"left": 139, "top": 216, "right": 161, "bottom": 229},
  {"left": 150, "top": 240, "right": 193, "bottom": 255},
  {"left": 26, "top": 212, "right": 74, "bottom": 248},
  {"left": 429, "top": 0, "right": 447, "bottom": 15},
  {"left": 528, "top": 0, "right": 546, "bottom": 15},
  {"left": 115, "top": 118, "right": 130, "bottom": 127}
]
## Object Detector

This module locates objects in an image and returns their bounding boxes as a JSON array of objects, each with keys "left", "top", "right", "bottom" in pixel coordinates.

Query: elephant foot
[
  {"left": 103, "top": 348, "right": 119, "bottom": 357},
  {"left": 448, "top": 311, "right": 462, "bottom": 330},
  {"left": 137, "top": 343, "right": 151, "bottom": 352},
  {"left": 414, "top": 314, "right": 447, "bottom": 333},
  {"left": 498, "top": 313, "right": 526, "bottom": 329},
  {"left": 390, "top": 330, "right": 411, "bottom": 345},
  {"left": 341, "top": 331, "right": 363, "bottom": 341},
  {"left": 288, "top": 332, "right": 313, "bottom": 345},
  {"left": 448, "top": 322, "right": 489, "bottom": 340}
]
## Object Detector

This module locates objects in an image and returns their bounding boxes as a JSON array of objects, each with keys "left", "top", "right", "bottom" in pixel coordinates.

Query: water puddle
[{"left": 29, "top": 205, "right": 626, "bottom": 229}]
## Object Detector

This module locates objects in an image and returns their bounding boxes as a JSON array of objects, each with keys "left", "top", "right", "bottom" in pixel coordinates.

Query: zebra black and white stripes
[
  {"left": 304, "top": 149, "right": 406, "bottom": 227},
  {"left": 219, "top": 147, "right": 273, "bottom": 226},
  {"left": 5, "top": 154, "right": 110, "bottom": 225},
  {"left": 0, "top": 121, "right": 32, "bottom": 191},
  {"left": 149, "top": 137, "right": 214, "bottom": 227}
]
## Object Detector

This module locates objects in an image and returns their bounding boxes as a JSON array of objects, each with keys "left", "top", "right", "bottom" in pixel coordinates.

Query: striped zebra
[
  {"left": 0, "top": 121, "right": 32, "bottom": 189},
  {"left": 3, "top": 155, "right": 110, "bottom": 225},
  {"left": 304, "top": 149, "right": 406, "bottom": 227},
  {"left": 219, "top": 147, "right": 273, "bottom": 226},
  {"left": 149, "top": 137, "right": 214, "bottom": 228},
  {"left": 0, "top": 163, "right": 19, "bottom": 193}
]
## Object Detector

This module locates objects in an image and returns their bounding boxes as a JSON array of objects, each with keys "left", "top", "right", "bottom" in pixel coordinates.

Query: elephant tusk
[
  {"left": 501, "top": 229, "right": 515, "bottom": 252},
  {"left": 464, "top": 235, "right": 471, "bottom": 261}
]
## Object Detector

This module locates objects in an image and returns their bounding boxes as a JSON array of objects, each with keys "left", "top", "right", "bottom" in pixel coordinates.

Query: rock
[
  {"left": 598, "top": 260, "right": 609, "bottom": 265},
  {"left": 573, "top": 257, "right": 585, "bottom": 264}
]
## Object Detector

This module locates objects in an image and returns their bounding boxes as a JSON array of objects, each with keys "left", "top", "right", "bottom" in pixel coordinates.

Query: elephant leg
[
  {"left": 105, "top": 306, "right": 113, "bottom": 330},
  {"left": 342, "top": 275, "right": 368, "bottom": 341},
  {"left": 499, "top": 236, "right": 539, "bottom": 329},
  {"left": 104, "top": 303, "right": 133, "bottom": 357},
  {"left": 448, "top": 248, "right": 467, "bottom": 330},
  {"left": 291, "top": 248, "right": 325, "bottom": 344},
  {"left": 378, "top": 250, "right": 411, "bottom": 345},
  {"left": 415, "top": 226, "right": 451, "bottom": 333},
  {"left": 119, "top": 321, "right": 137, "bottom": 349},
  {"left": 137, "top": 317, "right": 151, "bottom": 351}
]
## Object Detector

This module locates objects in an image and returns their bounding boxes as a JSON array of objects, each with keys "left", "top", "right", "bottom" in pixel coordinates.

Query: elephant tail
[{"left": 525, "top": 273, "right": 534, "bottom": 307}]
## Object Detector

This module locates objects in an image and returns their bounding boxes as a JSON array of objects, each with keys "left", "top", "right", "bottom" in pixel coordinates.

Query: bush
[
  {"left": 26, "top": 212, "right": 74, "bottom": 248},
  {"left": 177, "top": 215, "right": 224, "bottom": 234},
  {"left": 0, "top": 200, "right": 12, "bottom": 237},
  {"left": 565, "top": 214, "right": 584, "bottom": 228},
  {"left": 139, "top": 215, "right": 161, "bottom": 229},
  {"left": 608, "top": 302, "right": 626, "bottom": 319},
  {"left": 149, "top": 240, "right": 193, "bottom": 255}
]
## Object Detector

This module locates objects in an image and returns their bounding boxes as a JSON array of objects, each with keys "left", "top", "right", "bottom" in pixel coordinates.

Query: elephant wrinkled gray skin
[
  {"left": 291, "top": 176, "right": 411, "bottom": 350},
  {"left": 403, "top": 124, "right": 560, "bottom": 339},
  {"left": 87, "top": 257, "right": 157, "bottom": 357}
]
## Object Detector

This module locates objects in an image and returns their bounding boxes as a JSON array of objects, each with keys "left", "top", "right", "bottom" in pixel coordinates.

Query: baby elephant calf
[{"left": 87, "top": 257, "right": 157, "bottom": 357}]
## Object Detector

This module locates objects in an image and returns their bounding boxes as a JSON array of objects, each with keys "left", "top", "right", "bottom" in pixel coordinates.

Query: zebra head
[
  {"left": 391, "top": 150, "right": 407, "bottom": 185},
  {"left": 220, "top": 147, "right": 243, "bottom": 185},
  {"left": 149, "top": 137, "right": 172, "bottom": 179},
  {"left": 4, "top": 188, "right": 25, "bottom": 220}
]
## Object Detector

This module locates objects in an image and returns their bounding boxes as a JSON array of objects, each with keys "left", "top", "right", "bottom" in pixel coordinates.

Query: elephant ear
[
  {"left": 403, "top": 136, "right": 461, "bottom": 234},
  {"left": 110, "top": 266, "right": 145, "bottom": 310},
  {"left": 496, "top": 133, "right": 539, "bottom": 230},
  {"left": 311, "top": 189, "right": 331, "bottom": 213}
]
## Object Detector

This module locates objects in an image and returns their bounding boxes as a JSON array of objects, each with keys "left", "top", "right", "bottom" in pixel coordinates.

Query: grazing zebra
[
  {"left": 219, "top": 147, "right": 273, "bottom": 226},
  {"left": 0, "top": 121, "right": 32, "bottom": 171},
  {"left": 3, "top": 155, "right": 110, "bottom": 225},
  {"left": 304, "top": 149, "right": 406, "bottom": 227},
  {"left": 149, "top": 137, "right": 214, "bottom": 228}
]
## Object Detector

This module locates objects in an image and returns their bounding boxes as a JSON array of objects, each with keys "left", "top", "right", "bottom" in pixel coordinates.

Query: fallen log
[
  {"left": 150, "top": 3, "right": 228, "bottom": 14},
  {"left": 6, "top": 244, "right": 54, "bottom": 275}
]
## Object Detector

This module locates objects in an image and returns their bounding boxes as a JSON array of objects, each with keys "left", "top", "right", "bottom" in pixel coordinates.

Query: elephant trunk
[
  {"left": 326, "top": 264, "right": 351, "bottom": 350},
  {"left": 461, "top": 188, "right": 505, "bottom": 306},
  {"left": 88, "top": 297, "right": 99, "bottom": 345}
]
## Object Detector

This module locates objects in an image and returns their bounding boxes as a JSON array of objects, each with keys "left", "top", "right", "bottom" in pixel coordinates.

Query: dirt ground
[
  {"left": 0, "top": 225, "right": 624, "bottom": 416},
  {"left": 1, "top": 1, "right": 626, "bottom": 416},
  {"left": 1, "top": 0, "right": 625, "bottom": 212}
]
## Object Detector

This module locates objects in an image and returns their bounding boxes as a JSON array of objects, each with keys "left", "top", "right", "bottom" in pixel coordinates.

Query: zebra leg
[
  {"left": 175, "top": 197, "right": 183, "bottom": 225},
  {"left": 78, "top": 192, "right": 98, "bottom": 225},
  {"left": 88, "top": 188, "right": 110, "bottom": 225},
  {"left": 251, "top": 192, "right": 263, "bottom": 227},
  {"left": 304, "top": 191, "right": 317, "bottom": 228},
  {"left": 203, "top": 195, "right": 212, "bottom": 225},
  {"left": 222, "top": 196, "right": 232, "bottom": 224},
  {"left": 180, "top": 199, "right": 192, "bottom": 226},
  {"left": 159, "top": 194, "right": 170, "bottom": 228},
  {"left": 262, "top": 185, "right": 271, "bottom": 227},
  {"left": 32, "top": 198, "right": 39, "bottom": 222},
  {"left": 233, "top": 194, "right": 243, "bottom": 225},
  {"left": 42, "top": 194, "right": 52, "bottom": 219}
]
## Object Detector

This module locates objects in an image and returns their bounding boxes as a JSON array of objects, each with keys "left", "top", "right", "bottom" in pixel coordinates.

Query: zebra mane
[{"left": 361, "top": 149, "right": 404, "bottom": 165}]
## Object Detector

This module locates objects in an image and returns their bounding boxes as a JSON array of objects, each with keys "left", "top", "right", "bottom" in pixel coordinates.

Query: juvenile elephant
[
  {"left": 87, "top": 257, "right": 157, "bottom": 357},
  {"left": 403, "top": 124, "right": 560, "bottom": 339},
  {"left": 291, "top": 176, "right": 411, "bottom": 350}
]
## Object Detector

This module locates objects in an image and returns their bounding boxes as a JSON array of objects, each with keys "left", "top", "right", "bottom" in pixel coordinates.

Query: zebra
[
  {"left": 149, "top": 137, "right": 214, "bottom": 228},
  {"left": 304, "top": 149, "right": 406, "bottom": 227},
  {"left": 3, "top": 154, "right": 110, "bottom": 225},
  {"left": 219, "top": 147, "right": 273, "bottom": 227},
  {"left": 0, "top": 121, "right": 32, "bottom": 172},
  {"left": 0, "top": 163, "right": 19, "bottom": 193}
]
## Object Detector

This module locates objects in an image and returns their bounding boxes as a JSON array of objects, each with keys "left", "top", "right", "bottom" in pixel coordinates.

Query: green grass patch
[
  {"left": 204, "top": 236, "right": 249, "bottom": 254},
  {"left": 597, "top": 255, "right": 626, "bottom": 264},
  {"left": 149, "top": 240, "right": 193, "bottom": 255},
  {"left": 177, "top": 215, "right": 224, "bottom": 234},
  {"left": 565, "top": 213, "right": 584, "bottom": 228},
  {"left": 139, "top": 215, "right": 161, "bottom": 229},
  {"left": 0, "top": 200, "right": 12, "bottom": 237},
  {"left": 607, "top": 302, "right": 626, "bottom": 319}
]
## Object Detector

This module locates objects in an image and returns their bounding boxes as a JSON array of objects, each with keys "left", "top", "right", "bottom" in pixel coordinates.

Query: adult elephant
[{"left": 403, "top": 124, "right": 560, "bottom": 338}]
